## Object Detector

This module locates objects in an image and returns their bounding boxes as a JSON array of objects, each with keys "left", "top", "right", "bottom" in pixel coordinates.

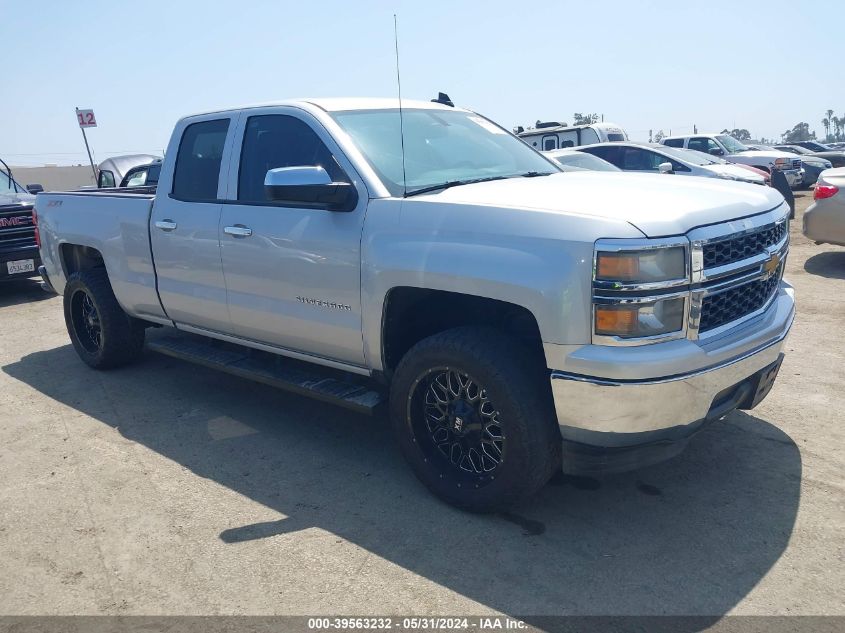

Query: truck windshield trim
[{"left": 330, "top": 108, "right": 559, "bottom": 197}]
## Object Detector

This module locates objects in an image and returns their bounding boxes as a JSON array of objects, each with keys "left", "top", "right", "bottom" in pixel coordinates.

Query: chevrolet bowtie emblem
[{"left": 763, "top": 252, "right": 781, "bottom": 275}]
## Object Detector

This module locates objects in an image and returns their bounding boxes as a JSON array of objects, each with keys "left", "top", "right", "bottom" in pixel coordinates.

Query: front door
[
  {"left": 218, "top": 110, "right": 367, "bottom": 367},
  {"left": 150, "top": 116, "right": 234, "bottom": 332}
]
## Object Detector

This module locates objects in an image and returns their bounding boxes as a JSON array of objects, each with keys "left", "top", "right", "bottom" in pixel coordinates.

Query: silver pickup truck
[{"left": 35, "top": 98, "right": 795, "bottom": 511}]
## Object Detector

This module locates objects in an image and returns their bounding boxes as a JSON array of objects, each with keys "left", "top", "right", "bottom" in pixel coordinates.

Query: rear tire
[
  {"left": 389, "top": 327, "right": 561, "bottom": 512},
  {"left": 63, "top": 269, "right": 145, "bottom": 369}
]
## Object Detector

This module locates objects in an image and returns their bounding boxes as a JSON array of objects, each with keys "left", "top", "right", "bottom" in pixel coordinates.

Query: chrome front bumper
[
  {"left": 783, "top": 168, "right": 803, "bottom": 187},
  {"left": 550, "top": 285, "right": 794, "bottom": 449}
]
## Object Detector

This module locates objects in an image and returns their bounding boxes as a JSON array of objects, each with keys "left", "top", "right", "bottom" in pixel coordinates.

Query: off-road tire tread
[
  {"left": 63, "top": 269, "right": 145, "bottom": 369},
  {"left": 390, "top": 326, "right": 561, "bottom": 512}
]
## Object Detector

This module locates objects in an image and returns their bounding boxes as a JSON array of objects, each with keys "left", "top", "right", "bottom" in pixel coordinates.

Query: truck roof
[{"left": 182, "top": 98, "right": 465, "bottom": 119}]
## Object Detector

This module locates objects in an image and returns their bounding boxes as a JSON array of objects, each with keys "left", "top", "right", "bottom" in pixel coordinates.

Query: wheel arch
[{"left": 379, "top": 287, "right": 547, "bottom": 379}]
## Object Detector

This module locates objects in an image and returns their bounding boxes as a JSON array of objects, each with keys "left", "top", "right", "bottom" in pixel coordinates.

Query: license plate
[
  {"left": 6, "top": 259, "right": 35, "bottom": 275},
  {"left": 748, "top": 355, "right": 784, "bottom": 408}
]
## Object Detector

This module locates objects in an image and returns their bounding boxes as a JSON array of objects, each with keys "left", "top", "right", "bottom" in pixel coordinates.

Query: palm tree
[
  {"left": 825, "top": 109, "right": 835, "bottom": 141},
  {"left": 834, "top": 116, "right": 842, "bottom": 141},
  {"left": 822, "top": 117, "right": 830, "bottom": 140}
]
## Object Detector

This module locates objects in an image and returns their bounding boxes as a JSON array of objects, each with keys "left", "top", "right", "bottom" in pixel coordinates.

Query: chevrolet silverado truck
[
  {"left": 661, "top": 134, "right": 803, "bottom": 187},
  {"left": 35, "top": 98, "right": 795, "bottom": 511},
  {"left": 1, "top": 159, "right": 40, "bottom": 283}
]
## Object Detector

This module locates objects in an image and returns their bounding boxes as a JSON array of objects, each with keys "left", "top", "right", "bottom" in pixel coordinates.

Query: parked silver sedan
[
  {"left": 803, "top": 167, "right": 845, "bottom": 246},
  {"left": 576, "top": 142, "right": 767, "bottom": 185}
]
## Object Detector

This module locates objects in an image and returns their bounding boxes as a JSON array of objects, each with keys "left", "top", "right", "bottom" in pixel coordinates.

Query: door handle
[
  {"left": 155, "top": 220, "right": 177, "bottom": 232},
  {"left": 224, "top": 225, "right": 253, "bottom": 237}
]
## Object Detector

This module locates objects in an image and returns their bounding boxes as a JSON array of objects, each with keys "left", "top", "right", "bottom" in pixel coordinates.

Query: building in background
[{"left": 9, "top": 165, "right": 94, "bottom": 191}]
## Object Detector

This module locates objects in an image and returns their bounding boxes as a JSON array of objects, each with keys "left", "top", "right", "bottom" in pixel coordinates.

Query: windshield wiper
[
  {"left": 404, "top": 175, "right": 509, "bottom": 197},
  {"left": 404, "top": 171, "right": 555, "bottom": 197}
]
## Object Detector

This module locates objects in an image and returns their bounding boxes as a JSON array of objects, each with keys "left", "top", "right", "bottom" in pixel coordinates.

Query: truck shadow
[
  {"left": 3, "top": 343, "right": 801, "bottom": 626},
  {"left": 803, "top": 250, "right": 845, "bottom": 280},
  {"left": 0, "top": 278, "right": 54, "bottom": 308}
]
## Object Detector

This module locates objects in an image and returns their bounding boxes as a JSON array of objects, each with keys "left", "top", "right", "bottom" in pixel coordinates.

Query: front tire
[
  {"left": 389, "top": 327, "right": 561, "bottom": 512},
  {"left": 63, "top": 269, "right": 145, "bottom": 369}
]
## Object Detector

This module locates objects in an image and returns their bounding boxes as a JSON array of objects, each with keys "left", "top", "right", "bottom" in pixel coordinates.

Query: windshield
[
  {"left": 330, "top": 109, "right": 558, "bottom": 196},
  {"left": 656, "top": 146, "right": 719, "bottom": 166},
  {"left": 716, "top": 135, "right": 750, "bottom": 153},
  {"left": 551, "top": 152, "right": 619, "bottom": 171},
  {"left": 684, "top": 149, "right": 728, "bottom": 164},
  {"left": 0, "top": 170, "right": 26, "bottom": 195}
]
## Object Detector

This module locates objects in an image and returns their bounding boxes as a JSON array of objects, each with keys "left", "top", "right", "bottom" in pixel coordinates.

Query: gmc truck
[
  {"left": 35, "top": 98, "right": 795, "bottom": 512},
  {"left": 1, "top": 160, "right": 40, "bottom": 283}
]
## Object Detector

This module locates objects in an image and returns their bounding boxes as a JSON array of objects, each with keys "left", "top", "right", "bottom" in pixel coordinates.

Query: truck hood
[
  {"left": 420, "top": 172, "right": 785, "bottom": 237},
  {"left": 0, "top": 191, "right": 35, "bottom": 209},
  {"left": 731, "top": 150, "right": 795, "bottom": 161}
]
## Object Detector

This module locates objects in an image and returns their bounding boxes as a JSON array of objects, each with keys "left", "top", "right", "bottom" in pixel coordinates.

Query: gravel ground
[{"left": 0, "top": 191, "right": 842, "bottom": 618}]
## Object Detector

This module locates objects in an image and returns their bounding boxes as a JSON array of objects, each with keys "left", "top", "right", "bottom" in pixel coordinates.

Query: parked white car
[
  {"left": 543, "top": 148, "right": 620, "bottom": 172},
  {"left": 661, "top": 134, "right": 802, "bottom": 187},
  {"left": 574, "top": 142, "right": 768, "bottom": 185},
  {"left": 518, "top": 121, "right": 628, "bottom": 151}
]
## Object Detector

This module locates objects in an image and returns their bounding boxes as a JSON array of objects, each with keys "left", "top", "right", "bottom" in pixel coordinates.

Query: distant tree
[
  {"left": 826, "top": 109, "right": 835, "bottom": 140},
  {"left": 573, "top": 112, "right": 599, "bottom": 125},
  {"left": 653, "top": 129, "right": 665, "bottom": 143},
  {"left": 822, "top": 117, "right": 831, "bottom": 141},
  {"left": 721, "top": 128, "right": 751, "bottom": 140},
  {"left": 783, "top": 122, "right": 815, "bottom": 143}
]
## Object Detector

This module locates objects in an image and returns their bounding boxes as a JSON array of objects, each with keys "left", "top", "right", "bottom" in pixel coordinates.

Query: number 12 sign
[{"left": 76, "top": 109, "right": 97, "bottom": 128}]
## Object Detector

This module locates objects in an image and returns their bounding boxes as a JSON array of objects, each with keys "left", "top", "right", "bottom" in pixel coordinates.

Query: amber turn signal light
[
  {"left": 596, "top": 253, "right": 640, "bottom": 281},
  {"left": 595, "top": 306, "right": 637, "bottom": 336}
]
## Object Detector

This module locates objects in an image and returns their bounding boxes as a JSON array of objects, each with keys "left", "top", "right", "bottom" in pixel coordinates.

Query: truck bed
[{"left": 35, "top": 189, "right": 167, "bottom": 322}]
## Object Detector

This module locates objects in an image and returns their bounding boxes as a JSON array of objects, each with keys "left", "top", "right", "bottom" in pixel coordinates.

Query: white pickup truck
[
  {"left": 661, "top": 133, "right": 803, "bottom": 187},
  {"left": 35, "top": 98, "right": 795, "bottom": 511}
]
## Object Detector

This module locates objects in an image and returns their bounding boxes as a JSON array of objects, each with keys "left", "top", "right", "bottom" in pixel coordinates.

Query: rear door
[
  {"left": 218, "top": 107, "right": 368, "bottom": 367},
  {"left": 150, "top": 115, "right": 236, "bottom": 332}
]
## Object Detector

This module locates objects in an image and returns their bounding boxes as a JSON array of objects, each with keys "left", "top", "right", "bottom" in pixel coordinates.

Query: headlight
[
  {"left": 595, "top": 247, "right": 686, "bottom": 285},
  {"left": 595, "top": 296, "right": 686, "bottom": 339},
  {"left": 592, "top": 240, "right": 690, "bottom": 344}
]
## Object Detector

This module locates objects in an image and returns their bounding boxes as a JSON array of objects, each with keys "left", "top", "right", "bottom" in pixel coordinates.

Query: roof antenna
[{"left": 393, "top": 14, "right": 408, "bottom": 198}]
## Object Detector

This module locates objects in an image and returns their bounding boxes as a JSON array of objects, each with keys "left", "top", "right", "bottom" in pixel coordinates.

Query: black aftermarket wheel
[
  {"left": 63, "top": 269, "right": 145, "bottom": 369},
  {"left": 390, "top": 327, "right": 561, "bottom": 512}
]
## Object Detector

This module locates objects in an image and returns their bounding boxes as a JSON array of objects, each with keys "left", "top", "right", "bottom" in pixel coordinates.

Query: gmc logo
[{"left": 0, "top": 216, "right": 31, "bottom": 228}]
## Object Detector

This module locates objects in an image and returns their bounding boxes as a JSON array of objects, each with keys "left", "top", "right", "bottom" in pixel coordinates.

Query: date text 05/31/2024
[{"left": 307, "top": 617, "right": 528, "bottom": 630}]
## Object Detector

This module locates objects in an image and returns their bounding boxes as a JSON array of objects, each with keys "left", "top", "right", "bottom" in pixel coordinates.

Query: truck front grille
[
  {"left": 702, "top": 221, "right": 787, "bottom": 269},
  {"left": 0, "top": 206, "right": 36, "bottom": 249},
  {"left": 699, "top": 263, "right": 783, "bottom": 333}
]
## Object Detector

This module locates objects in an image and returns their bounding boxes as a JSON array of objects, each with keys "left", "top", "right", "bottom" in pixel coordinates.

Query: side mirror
[
  {"left": 708, "top": 147, "right": 725, "bottom": 157},
  {"left": 264, "top": 166, "right": 357, "bottom": 212},
  {"left": 658, "top": 162, "right": 674, "bottom": 174},
  {"left": 26, "top": 184, "right": 44, "bottom": 194}
]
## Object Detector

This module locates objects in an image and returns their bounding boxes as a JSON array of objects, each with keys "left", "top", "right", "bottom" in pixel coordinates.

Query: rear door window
[
  {"left": 688, "top": 137, "right": 721, "bottom": 153},
  {"left": 172, "top": 119, "right": 230, "bottom": 201}
]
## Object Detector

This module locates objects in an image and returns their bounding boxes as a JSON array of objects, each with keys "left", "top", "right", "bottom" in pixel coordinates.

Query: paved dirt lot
[{"left": 0, "top": 191, "right": 843, "bottom": 618}]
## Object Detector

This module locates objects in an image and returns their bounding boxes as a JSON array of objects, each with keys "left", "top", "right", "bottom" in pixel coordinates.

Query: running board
[{"left": 146, "top": 334, "right": 386, "bottom": 416}]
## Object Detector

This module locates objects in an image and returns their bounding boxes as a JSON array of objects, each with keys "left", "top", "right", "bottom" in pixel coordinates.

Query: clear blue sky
[{"left": 3, "top": 0, "right": 843, "bottom": 166}]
